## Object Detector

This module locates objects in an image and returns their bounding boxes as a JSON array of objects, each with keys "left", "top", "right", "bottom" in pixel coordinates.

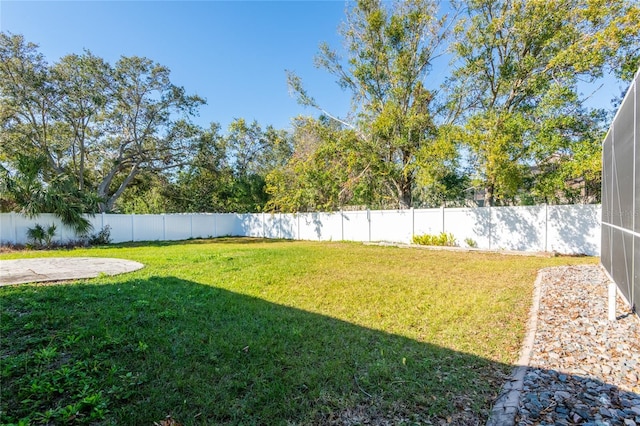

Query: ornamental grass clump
[{"left": 412, "top": 232, "right": 457, "bottom": 247}]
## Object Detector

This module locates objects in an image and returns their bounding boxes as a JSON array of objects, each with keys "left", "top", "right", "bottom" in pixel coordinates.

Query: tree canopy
[
  {"left": 0, "top": 33, "right": 204, "bottom": 216},
  {"left": 1, "top": 0, "right": 638, "bottom": 220},
  {"left": 288, "top": 0, "right": 452, "bottom": 209},
  {"left": 446, "top": 0, "right": 639, "bottom": 205}
]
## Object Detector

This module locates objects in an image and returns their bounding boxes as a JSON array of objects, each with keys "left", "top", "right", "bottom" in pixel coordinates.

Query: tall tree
[
  {"left": 156, "top": 120, "right": 292, "bottom": 214},
  {"left": 211, "top": 118, "right": 291, "bottom": 212},
  {"left": 0, "top": 33, "right": 205, "bottom": 213},
  {"left": 448, "top": 0, "right": 640, "bottom": 205},
  {"left": 0, "top": 33, "right": 59, "bottom": 173},
  {"left": 0, "top": 33, "right": 97, "bottom": 232},
  {"left": 266, "top": 116, "right": 376, "bottom": 212},
  {"left": 96, "top": 56, "right": 204, "bottom": 211},
  {"left": 50, "top": 51, "right": 111, "bottom": 192},
  {"left": 288, "top": 0, "right": 452, "bottom": 208},
  {"left": 225, "top": 119, "right": 288, "bottom": 177},
  {"left": 413, "top": 124, "right": 469, "bottom": 207},
  {"left": 155, "top": 123, "right": 232, "bottom": 213}
]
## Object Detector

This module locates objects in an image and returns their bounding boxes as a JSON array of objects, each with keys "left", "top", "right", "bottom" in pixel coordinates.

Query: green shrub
[
  {"left": 26, "top": 223, "right": 57, "bottom": 249},
  {"left": 88, "top": 225, "right": 112, "bottom": 246},
  {"left": 464, "top": 238, "right": 478, "bottom": 248},
  {"left": 412, "top": 232, "right": 457, "bottom": 247}
]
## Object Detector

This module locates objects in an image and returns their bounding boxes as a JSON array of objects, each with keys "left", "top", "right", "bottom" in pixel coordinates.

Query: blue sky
[
  {"left": 0, "top": 1, "right": 628, "bottom": 133},
  {"left": 0, "top": 1, "right": 355, "bottom": 131}
]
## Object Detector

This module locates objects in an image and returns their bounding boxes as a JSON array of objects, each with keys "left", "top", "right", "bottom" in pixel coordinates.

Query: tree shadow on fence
[
  {"left": 298, "top": 212, "right": 333, "bottom": 241},
  {"left": 1, "top": 276, "right": 638, "bottom": 425},
  {"left": 468, "top": 205, "right": 600, "bottom": 255},
  {"left": 469, "top": 207, "right": 492, "bottom": 247},
  {"left": 236, "top": 213, "right": 299, "bottom": 240},
  {"left": 235, "top": 213, "right": 263, "bottom": 238},
  {"left": 548, "top": 205, "right": 600, "bottom": 255},
  {"left": 275, "top": 213, "right": 297, "bottom": 239},
  {"left": 491, "top": 207, "right": 545, "bottom": 251}
]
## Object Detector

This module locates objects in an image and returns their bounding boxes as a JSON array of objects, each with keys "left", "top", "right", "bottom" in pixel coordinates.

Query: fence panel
[
  {"left": 369, "top": 210, "right": 412, "bottom": 244},
  {"left": 165, "top": 215, "right": 193, "bottom": 241},
  {"left": 131, "top": 215, "right": 164, "bottom": 242},
  {"left": 342, "top": 211, "right": 369, "bottom": 242},
  {"left": 234, "top": 213, "right": 260, "bottom": 237},
  {"left": 191, "top": 214, "right": 216, "bottom": 239},
  {"left": 54, "top": 215, "right": 80, "bottom": 243},
  {"left": 635, "top": 77, "right": 640, "bottom": 314},
  {"left": 261, "top": 213, "right": 298, "bottom": 240},
  {"left": 298, "top": 213, "right": 319, "bottom": 241},
  {"left": 413, "top": 208, "right": 444, "bottom": 236},
  {"left": 601, "top": 66, "right": 638, "bottom": 312},
  {"left": 87, "top": 215, "right": 104, "bottom": 237},
  {"left": 491, "top": 206, "right": 546, "bottom": 252},
  {"left": 611, "top": 228, "right": 634, "bottom": 305},
  {"left": 212, "top": 214, "right": 241, "bottom": 237},
  {"left": 102, "top": 215, "right": 132, "bottom": 243},
  {"left": 298, "top": 213, "right": 341, "bottom": 241},
  {"left": 279, "top": 214, "right": 298, "bottom": 239},
  {"left": 443, "top": 208, "right": 491, "bottom": 249},
  {"left": 547, "top": 205, "right": 600, "bottom": 255},
  {"left": 0, "top": 213, "right": 14, "bottom": 244}
]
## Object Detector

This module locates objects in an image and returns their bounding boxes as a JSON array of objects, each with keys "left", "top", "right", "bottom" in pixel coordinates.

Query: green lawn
[{"left": 0, "top": 239, "right": 596, "bottom": 425}]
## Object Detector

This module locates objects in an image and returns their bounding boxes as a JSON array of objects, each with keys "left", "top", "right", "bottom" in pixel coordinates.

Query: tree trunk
[
  {"left": 398, "top": 175, "right": 412, "bottom": 209},
  {"left": 484, "top": 183, "right": 495, "bottom": 207},
  {"left": 104, "top": 165, "right": 140, "bottom": 212},
  {"left": 79, "top": 127, "right": 85, "bottom": 191}
]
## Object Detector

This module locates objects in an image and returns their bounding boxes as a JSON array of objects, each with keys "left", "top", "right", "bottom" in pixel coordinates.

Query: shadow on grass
[
  {"left": 1, "top": 276, "right": 503, "bottom": 425},
  {"left": 2, "top": 277, "right": 638, "bottom": 425}
]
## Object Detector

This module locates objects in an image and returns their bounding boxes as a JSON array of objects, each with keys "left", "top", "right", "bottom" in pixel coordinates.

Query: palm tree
[{"left": 0, "top": 155, "right": 98, "bottom": 235}]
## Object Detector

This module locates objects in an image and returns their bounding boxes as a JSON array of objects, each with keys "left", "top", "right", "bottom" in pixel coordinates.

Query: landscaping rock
[{"left": 515, "top": 265, "right": 640, "bottom": 426}]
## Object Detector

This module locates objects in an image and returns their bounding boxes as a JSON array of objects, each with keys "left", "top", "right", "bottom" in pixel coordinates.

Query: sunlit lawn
[{"left": 0, "top": 239, "right": 596, "bottom": 425}]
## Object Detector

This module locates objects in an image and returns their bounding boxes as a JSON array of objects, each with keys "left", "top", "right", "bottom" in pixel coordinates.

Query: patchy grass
[{"left": 0, "top": 239, "right": 596, "bottom": 425}]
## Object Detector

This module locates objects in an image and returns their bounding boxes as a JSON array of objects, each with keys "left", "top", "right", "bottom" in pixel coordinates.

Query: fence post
[
  {"left": 411, "top": 207, "right": 415, "bottom": 242},
  {"left": 544, "top": 204, "right": 548, "bottom": 252},
  {"left": 367, "top": 209, "right": 371, "bottom": 242},
  {"left": 441, "top": 206, "right": 445, "bottom": 233},
  {"left": 340, "top": 210, "right": 344, "bottom": 241},
  {"left": 488, "top": 206, "right": 492, "bottom": 250},
  {"left": 12, "top": 212, "right": 17, "bottom": 245},
  {"left": 277, "top": 214, "right": 282, "bottom": 239},
  {"left": 131, "top": 214, "right": 135, "bottom": 242},
  {"left": 162, "top": 214, "right": 166, "bottom": 241}
]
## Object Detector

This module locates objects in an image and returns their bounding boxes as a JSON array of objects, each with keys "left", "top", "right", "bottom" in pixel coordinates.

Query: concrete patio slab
[{"left": 0, "top": 257, "right": 144, "bottom": 285}]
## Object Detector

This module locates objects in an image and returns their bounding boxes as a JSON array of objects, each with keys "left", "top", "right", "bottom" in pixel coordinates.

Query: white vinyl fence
[{"left": 0, "top": 204, "right": 601, "bottom": 255}]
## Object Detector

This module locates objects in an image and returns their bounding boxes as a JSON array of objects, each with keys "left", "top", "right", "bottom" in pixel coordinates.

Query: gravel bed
[{"left": 516, "top": 265, "right": 640, "bottom": 426}]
